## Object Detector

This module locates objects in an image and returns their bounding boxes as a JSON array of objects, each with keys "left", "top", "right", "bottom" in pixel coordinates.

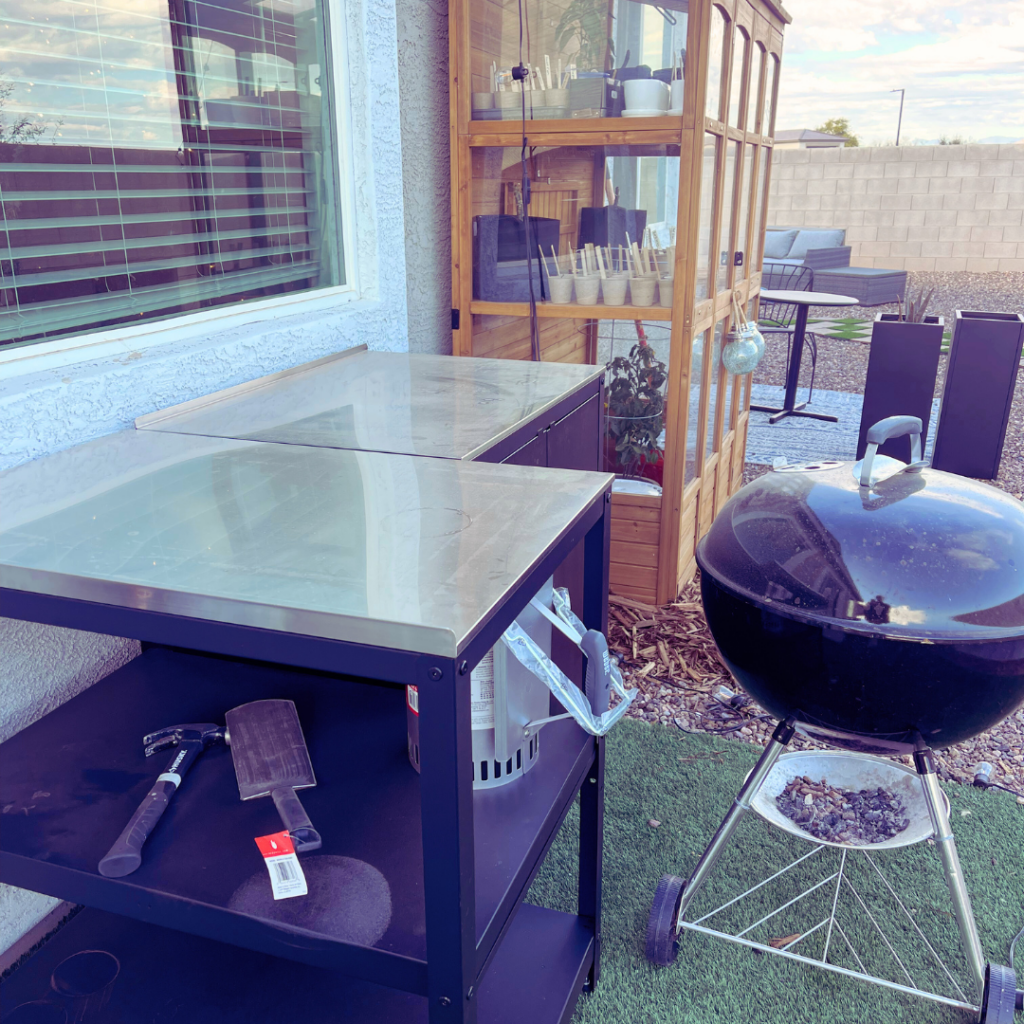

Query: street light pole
[{"left": 891, "top": 88, "right": 905, "bottom": 146}]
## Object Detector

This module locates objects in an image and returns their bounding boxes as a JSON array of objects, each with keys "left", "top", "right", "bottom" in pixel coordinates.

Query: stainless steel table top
[
  {"left": 136, "top": 349, "right": 604, "bottom": 460},
  {"left": 0, "top": 430, "right": 612, "bottom": 657}
]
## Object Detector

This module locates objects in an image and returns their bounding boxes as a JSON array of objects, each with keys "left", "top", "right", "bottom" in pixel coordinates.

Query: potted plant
[
  {"left": 605, "top": 334, "right": 667, "bottom": 486},
  {"left": 931, "top": 309, "right": 1024, "bottom": 479},
  {"left": 857, "top": 285, "right": 944, "bottom": 464}
]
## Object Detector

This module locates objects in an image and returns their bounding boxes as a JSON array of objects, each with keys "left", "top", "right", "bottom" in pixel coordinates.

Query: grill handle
[{"left": 859, "top": 416, "right": 926, "bottom": 487}]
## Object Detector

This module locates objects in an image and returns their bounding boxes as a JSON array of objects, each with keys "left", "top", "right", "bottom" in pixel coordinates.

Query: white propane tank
[{"left": 406, "top": 578, "right": 555, "bottom": 789}]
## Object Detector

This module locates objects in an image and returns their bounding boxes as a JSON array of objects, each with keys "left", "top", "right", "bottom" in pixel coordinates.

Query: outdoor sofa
[{"left": 763, "top": 226, "right": 907, "bottom": 305}]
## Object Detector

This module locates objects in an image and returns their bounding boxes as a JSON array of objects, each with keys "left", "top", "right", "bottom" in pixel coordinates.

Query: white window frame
[{"left": 0, "top": 0, "right": 362, "bottom": 376}]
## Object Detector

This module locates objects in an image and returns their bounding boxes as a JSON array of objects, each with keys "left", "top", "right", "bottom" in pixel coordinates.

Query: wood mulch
[{"left": 609, "top": 580, "right": 1024, "bottom": 799}]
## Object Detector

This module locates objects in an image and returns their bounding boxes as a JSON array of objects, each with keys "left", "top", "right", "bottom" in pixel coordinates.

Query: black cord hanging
[{"left": 513, "top": 0, "right": 540, "bottom": 361}]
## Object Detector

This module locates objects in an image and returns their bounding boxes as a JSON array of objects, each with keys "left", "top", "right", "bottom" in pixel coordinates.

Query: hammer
[{"left": 98, "top": 722, "right": 226, "bottom": 878}]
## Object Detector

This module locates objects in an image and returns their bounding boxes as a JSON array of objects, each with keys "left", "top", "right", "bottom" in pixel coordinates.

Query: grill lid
[{"left": 697, "top": 442, "right": 1024, "bottom": 641}]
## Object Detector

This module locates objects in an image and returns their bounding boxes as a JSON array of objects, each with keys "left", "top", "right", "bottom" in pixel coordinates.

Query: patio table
[{"left": 751, "top": 289, "right": 858, "bottom": 424}]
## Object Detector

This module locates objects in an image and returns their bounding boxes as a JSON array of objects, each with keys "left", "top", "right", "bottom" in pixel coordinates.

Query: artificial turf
[{"left": 527, "top": 720, "right": 1024, "bottom": 1024}]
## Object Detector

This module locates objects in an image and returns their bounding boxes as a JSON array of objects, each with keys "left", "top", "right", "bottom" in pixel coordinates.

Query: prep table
[
  {"left": 134, "top": 347, "right": 605, "bottom": 470},
  {"left": 135, "top": 346, "right": 606, "bottom": 685},
  {"left": 0, "top": 428, "right": 614, "bottom": 1024}
]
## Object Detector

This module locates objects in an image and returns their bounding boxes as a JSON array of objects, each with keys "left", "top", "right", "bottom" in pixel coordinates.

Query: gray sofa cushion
[
  {"left": 789, "top": 228, "right": 846, "bottom": 258},
  {"left": 763, "top": 228, "right": 799, "bottom": 259}
]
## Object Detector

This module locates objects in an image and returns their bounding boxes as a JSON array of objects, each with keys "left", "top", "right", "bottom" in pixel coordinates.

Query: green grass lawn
[{"left": 528, "top": 721, "right": 1024, "bottom": 1024}]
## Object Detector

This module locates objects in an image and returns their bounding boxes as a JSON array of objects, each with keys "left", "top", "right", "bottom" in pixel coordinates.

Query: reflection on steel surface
[
  {"left": 136, "top": 350, "right": 603, "bottom": 460},
  {"left": 0, "top": 429, "right": 611, "bottom": 656}
]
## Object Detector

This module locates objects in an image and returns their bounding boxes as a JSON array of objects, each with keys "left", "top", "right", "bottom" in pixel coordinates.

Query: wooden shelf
[
  {"left": 453, "top": 0, "right": 790, "bottom": 603},
  {"left": 466, "top": 115, "right": 684, "bottom": 147},
  {"left": 470, "top": 300, "right": 672, "bottom": 321}
]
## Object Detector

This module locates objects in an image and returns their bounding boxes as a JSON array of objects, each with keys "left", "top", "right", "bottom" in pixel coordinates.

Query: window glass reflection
[
  {"left": 705, "top": 319, "right": 724, "bottom": 459},
  {"left": 695, "top": 133, "right": 717, "bottom": 301},
  {"left": 686, "top": 328, "right": 706, "bottom": 485},
  {"left": 471, "top": 144, "right": 680, "bottom": 311},
  {"left": 752, "top": 146, "right": 770, "bottom": 268},
  {"left": 716, "top": 141, "right": 738, "bottom": 292},
  {"left": 705, "top": 6, "right": 727, "bottom": 120},
  {"left": 0, "top": 0, "right": 344, "bottom": 347},
  {"left": 735, "top": 143, "right": 755, "bottom": 277},
  {"left": 727, "top": 29, "right": 748, "bottom": 128},
  {"left": 764, "top": 55, "right": 779, "bottom": 135},
  {"left": 750, "top": 44, "right": 765, "bottom": 131}
]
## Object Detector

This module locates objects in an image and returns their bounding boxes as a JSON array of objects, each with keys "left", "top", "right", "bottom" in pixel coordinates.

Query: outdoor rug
[
  {"left": 527, "top": 720, "right": 1024, "bottom": 1024},
  {"left": 746, "top": 385, "right": 940, "bottom": 466}
]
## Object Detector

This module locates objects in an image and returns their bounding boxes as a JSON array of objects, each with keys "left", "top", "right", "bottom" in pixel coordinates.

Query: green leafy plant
[
  {"left": 896, "top": 285, "right": 935, "bottom": 323},
  {"left": 554, "top": 0, "right": 614, "bottom": 73},
  {"left": 606, "top": 340, "right": 667, "bottom": 479},
  {"left": 814, "top": 117, "right": 859, "bottom": 147}
]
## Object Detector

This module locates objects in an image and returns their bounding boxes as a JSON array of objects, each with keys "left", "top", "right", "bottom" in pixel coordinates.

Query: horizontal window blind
[{"left": 0, "top": 0, "right": 344, "bottom": 346}]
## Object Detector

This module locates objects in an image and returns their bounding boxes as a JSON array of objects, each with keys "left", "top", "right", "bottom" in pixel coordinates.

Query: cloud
[{"left": 776, "top": 0, "right": 1024, "bottom": 141}]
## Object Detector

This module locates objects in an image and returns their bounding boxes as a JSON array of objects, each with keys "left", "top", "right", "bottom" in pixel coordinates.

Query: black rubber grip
[
  {"left": 272, "top": 787, "right": 322, "bottom": 852},
  {"left": 581, "top": 630, "right": 611, "bottom": 716},
  {"left": 98, "top": 780, "right": 176, "bottom": 877}
]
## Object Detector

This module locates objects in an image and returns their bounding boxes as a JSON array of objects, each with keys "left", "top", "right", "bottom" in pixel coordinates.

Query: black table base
[
  {"left": 752, "top": 300, "right": 839, "bottom": 425},
  {"left": 749, "top": 399, "right": 839, "bottom": 425}
]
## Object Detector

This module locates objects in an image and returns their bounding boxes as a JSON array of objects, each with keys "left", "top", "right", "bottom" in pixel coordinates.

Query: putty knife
[{"left": 225, "top": 699, "right": 322, "bottom": 852}]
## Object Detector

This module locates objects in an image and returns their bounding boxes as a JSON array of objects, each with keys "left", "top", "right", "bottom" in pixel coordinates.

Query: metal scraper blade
[{"left": 225, "top": 699, "right": 316, "bottom": 801}]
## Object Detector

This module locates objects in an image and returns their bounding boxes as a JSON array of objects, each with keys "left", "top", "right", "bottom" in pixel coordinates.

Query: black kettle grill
[{"left": 646, "top": 417, "right": 1024, "bottom": 1023}]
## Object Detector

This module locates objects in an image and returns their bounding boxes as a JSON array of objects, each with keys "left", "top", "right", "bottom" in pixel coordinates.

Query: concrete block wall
[{"left": 767, "top": 143, "right": 1024, "bottom": 272}]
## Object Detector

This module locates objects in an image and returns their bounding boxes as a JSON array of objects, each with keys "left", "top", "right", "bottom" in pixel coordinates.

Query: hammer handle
[
  {"left": 98, "top": 780, "right": 177, "bottom": 877},
  {"left": 98, "top": 739, "right": 203, "bottom": 878}
]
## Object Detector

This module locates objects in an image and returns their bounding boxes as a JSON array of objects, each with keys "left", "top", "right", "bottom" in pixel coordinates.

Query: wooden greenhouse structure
[{"left": 449, "top": 0, "right": 790, "bottom": 605}]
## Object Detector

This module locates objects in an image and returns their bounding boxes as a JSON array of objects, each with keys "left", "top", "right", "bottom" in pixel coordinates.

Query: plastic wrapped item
[{"left": 500, "top": 587, "right": 637, "bottom": 737}]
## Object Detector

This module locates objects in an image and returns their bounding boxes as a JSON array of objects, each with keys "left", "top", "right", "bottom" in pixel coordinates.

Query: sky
[{"left": 775, "top": 0, "right": 1024, "bottom": 144}]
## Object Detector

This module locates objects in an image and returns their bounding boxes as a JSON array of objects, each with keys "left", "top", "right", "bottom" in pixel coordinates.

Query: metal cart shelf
[{"left": 0, "top": 429, "right": 613, "bottom": 1024}]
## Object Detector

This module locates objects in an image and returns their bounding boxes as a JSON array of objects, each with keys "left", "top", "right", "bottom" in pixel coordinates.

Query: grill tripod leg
[
  {"left": 674, "top": 719, "right": 796, "bottom": 928},
  {"left": 914, "top": 747, "right": 986, "bottom": 1001}
]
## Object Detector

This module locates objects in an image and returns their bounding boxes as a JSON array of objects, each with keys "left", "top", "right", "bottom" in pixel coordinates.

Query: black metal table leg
[
  {"left": 418, "top": 656, "right": 478, "bottom": 1024},
  {"left": 750, "top": 303, "right": 838, "bottom": 424},
  {"left": 577, "top": 491, "right": 611, "bottom": 988}
]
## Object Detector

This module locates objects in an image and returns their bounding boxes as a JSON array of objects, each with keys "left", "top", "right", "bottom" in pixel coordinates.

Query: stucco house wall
[
  {"left": 767, "top": 142, "right": 1024, "bottom": 272},
  {"left": 1, "top": 0, "right": 453, "bottom": 957}
]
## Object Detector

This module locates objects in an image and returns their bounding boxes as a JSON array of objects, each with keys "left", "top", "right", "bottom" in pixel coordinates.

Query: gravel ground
[{"left": 617, "top": 272, "right": 1024, "bottom": 797}]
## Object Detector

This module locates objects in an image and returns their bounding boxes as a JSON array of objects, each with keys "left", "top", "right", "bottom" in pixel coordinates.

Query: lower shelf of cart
[
  {"left": 0, "top": 902, "right": 595, "bottom": 1024},
  {"left": 0, "top": 647, "right": 594, "bottom": 992}
]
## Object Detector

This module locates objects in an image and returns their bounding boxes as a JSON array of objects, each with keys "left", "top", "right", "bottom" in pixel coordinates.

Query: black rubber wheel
[
  {"left": 978, "top": 963, "right": 1017, "bottom": 1024},
  {"left": 646, "top": 874, "right": 685, "bottom": 966}
]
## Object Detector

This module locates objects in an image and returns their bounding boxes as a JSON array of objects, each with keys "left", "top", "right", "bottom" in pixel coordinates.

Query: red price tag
[
  {"left": 255, "top": 830, "right": 307, "bottom": 899},
  {"left": 255, "top": 831, "right": 296, "bottom": 858}
]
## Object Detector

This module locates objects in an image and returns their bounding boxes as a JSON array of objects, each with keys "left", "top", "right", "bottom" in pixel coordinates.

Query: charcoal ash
[{"left": 776, "top": 776, "right": 911, "bottom": 845}]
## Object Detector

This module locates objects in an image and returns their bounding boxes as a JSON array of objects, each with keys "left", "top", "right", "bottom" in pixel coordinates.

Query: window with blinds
[{"left": 0, "top": 0, "right": 345, "bottom": 347}]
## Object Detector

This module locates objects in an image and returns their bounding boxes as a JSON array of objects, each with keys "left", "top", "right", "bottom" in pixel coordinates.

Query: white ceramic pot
[
  {"left": 495, "top": 92, "right": 521, "bottom": 110},
  {"left": 547, "top": 275, "right": 574, "bottom": 304},
  {"left": 544, "top": 88, "right": 569, "bottom": 108},
  {"left": 601, "top": 275, "right": 628, "bottom": 306},
  {"left": 472, "top": 92, "right": 495, "bottom": 110},
  {"left": 629, "top": 275, "right": 657, "bottom": 307},
  {"left": 575, "top": 275, "right": 600, "bottom": 305},
  {"left": 623, "top": 79, "right": 669, "bottom": 112},
  {"left": 658, "top": 276, "right": 674, "bottom": 307}
]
